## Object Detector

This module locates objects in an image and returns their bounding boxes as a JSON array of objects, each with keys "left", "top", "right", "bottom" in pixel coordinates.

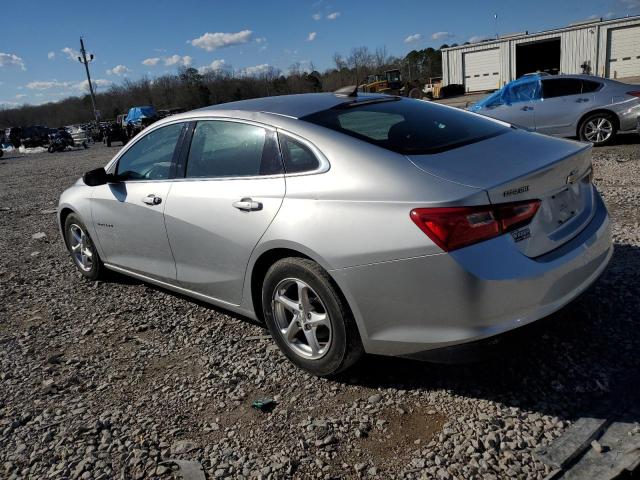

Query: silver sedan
[
  {"left": 58, "top": 93, "right": 613, "bottom": 376},
  {"left": 469, "top": 74, "right": 640, "bottom": 146}
]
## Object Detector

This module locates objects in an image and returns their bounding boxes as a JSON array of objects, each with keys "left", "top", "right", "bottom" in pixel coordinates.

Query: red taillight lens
[
  {"left": 410, "top": 200, "right": 540, "bottom": 252},
  {"left": 627, "top": 91, "right": 640, "bottom": 98}
]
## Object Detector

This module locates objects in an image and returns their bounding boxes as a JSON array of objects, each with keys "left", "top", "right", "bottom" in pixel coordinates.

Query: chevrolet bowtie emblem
[{"left": 566, "top": 169, "right": 579, "bottom": 184}]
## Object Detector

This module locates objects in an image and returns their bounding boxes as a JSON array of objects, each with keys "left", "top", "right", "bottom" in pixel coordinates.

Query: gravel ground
[{"left": 1, "top": 137, "right": 639, "bottom": 480}]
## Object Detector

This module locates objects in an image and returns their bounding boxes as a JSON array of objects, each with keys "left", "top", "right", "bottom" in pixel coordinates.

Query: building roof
[{"left": 442, "top": 14, "right": 640, "bottom": 52}]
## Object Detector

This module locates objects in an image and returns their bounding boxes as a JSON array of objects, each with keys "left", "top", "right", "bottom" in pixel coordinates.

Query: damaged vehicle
[
  {"left": 58, "top": 93, "right": 612, "bottom": 376},
  {"left": 469, "top": 74, "right": 640, "bottom": 146}
]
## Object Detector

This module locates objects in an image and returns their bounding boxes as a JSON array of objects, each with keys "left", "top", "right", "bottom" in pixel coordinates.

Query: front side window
[
  {"left": 541, "top": 79, "right": 583, "bottom": 98},
  {"left": 185, "top": 121, "right": 281, "bottom": 178},
  {"left": 502, "top": 78, "right": 541, "bottom": 104},
  {"left": 116, "top": 123, "right": 183, "bottom": 180}
]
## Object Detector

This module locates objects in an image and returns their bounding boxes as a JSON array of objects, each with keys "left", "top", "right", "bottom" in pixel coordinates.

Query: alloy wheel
[
  {"left": 584, "top": 117, "right": 613, "bottom": 144},
  {"left": 272, "top": 278, "right": 332, "bottom": 360},
  {"left": 69, "top": 224, "right": 93, "bottom": 272}
]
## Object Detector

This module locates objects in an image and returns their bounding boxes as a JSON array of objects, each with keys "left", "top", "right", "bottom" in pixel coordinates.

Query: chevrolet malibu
[{"left": 58, "top": 93, "right": 613, "bottom": 376}]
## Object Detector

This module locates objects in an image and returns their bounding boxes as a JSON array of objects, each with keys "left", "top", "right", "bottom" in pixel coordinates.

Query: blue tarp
[
  {"left": 125, "top": 106, "right": 157, "bottom": 124},
  {"left": 469, "top": 74, "right": 542, "bottom": 111}
]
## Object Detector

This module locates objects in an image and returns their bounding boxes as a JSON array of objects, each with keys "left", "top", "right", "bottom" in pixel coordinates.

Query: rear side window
[
  {"left": 278, "top": 134, "right": 320, "bottom": 173},
  {"left": 581, "top": 80, "right": 602, "bottom": 93},
  {"left": 186, "top": 120, "right": 282, "bottom": 178},
  {"left": 541, "top": 79, "right": 583, "bottom": 98},
  {"left": 301, "top": 98, "right": 507, "bottom": 155},
  {"left": 116, "top": 123, "right": 183, "bottom": 180}
]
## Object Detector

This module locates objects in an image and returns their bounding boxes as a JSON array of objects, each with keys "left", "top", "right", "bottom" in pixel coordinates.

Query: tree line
[{"left": 0, "top": 45, "right": 453, "bottom": 128}]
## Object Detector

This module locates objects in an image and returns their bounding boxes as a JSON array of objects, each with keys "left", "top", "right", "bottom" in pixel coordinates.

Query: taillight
[
  {"left": 627, "top": 91, "right": 640, "bottom": 98},
  {"left": 410, "top": 200, "right": 540, "bottom": 252}
]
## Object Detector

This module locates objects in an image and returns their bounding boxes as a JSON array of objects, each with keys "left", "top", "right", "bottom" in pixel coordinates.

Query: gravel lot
[{"left": 1, "top": 138, "right": 639, "bottom": 480}]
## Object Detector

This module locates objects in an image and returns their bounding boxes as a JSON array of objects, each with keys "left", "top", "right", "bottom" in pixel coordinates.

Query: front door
[
  {"left": 91, "top": 122, "right": 185, "bottom": 281},
  {"left": 163, "top": 119, "right": 286, "bottom": 305},
  {"left": 485, "top": 76, "right": 541, "bottom": 130}
]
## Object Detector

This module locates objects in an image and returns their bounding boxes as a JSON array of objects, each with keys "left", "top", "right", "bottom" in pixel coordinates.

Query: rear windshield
[{"left": 301, "top": 98, "right": 508, "bottom": 154}]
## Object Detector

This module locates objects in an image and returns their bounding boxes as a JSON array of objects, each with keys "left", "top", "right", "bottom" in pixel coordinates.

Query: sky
[{"left": 1, "top": 0, "right": 639, "bottom": 108}]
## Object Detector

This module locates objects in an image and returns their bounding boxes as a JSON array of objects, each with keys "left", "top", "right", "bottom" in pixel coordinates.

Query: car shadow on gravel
[{"left": 341, "top": 243, "right": 640, "bottom": 425}]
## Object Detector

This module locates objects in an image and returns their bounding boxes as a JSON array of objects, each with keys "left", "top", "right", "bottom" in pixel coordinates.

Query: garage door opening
[{"left": 516, "top": 38, "right": 561, "bottom": 78}]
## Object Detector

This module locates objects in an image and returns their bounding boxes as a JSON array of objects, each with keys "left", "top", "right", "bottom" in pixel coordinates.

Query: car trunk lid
[{"left": 407, "top": 129, "right": 595, "bottom": 257}]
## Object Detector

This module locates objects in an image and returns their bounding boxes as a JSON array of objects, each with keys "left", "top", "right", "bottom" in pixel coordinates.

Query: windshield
[{"left": 301, "top": 98, "right": 508, "bottom": 154}]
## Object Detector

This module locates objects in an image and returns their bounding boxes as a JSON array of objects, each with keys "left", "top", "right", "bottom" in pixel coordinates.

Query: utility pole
[{"left": 78, "top": 37, "right": 100, "bottom": 124}]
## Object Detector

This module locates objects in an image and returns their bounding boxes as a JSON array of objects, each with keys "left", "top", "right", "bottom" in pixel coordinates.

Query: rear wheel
[
  {"left": 262, "top": 258, "right": 363, "bottom": 377},
  {"left": 64, "top": 213, "right": 105, "bottom": 281},
  {"left": 579, "top": 113, "right": 617, "bottom": 146}
]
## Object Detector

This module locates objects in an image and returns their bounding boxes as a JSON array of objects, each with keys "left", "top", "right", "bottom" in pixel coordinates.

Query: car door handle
[
  {"left": 142, "top": 194, "right": 162, "bottom": 206},
  {"left": 576, "top": 98, "right": 589, "bottom": 103},
  {"left": 521, "top": 106, "right": 534, "bottom": 111},
  {"left": 232, "top": 198, "right": 262, "bottom": 211}
]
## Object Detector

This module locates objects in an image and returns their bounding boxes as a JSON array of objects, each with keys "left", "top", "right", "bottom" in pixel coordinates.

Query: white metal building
[{"left": 442, "top": 15, "right": 640, "bottom": 92}]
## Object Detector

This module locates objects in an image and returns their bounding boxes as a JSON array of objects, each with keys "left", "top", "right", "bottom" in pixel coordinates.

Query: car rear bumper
[{"left": 332, "top": 191, "right": 612, "bottom": 357}]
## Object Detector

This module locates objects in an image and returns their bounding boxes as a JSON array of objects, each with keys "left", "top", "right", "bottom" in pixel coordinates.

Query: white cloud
[
  {"left": 0, "top": 101, "right": 19, "bottom": 108},
  {"left": 0, "top": 52, "right": 26, "bottom": 70},
  {"left": 164, "top": 54, "right": 192, "bottom": 66},
  {"left": 106, "top": 64, "right": 130, "bottom": 76},
  {"left": 198, "top": 59, "right": 227, "bottom": 73},
  {"left": 307, "top": 32, "right": 317, "bottom": 42},
  {"left": 255, "top": 37, "right": 266, "bottom": 44},
  {"left": 75, "top": 79, "right": 111, "bottom": 92},
  {"left": 469, "top": 35, "right": 490, "bottom": 43},
  {"left": 61, "top": 47, "right": 80, "bottom": 61},
  {"left": 312, "top": 12, "right": 321, "bottom": 20},
  {"left": 15, "top": 94, "right": 27, "bottom": 99},
  {"left": 604, "top": 11, "right": 616, "bottom": 18},
  {"left": 404, "top": 33, "right": 422, "bottom": 44},
  {"left": 240, "top": 63, "right": 272, "bottom": 77},
  {"left": 142, "top": 57, "right": 161, "bottom": 66},
  {"left": 47, "top": 51, "right": 55, "bottom": 60},
  {"left": 431, "top": 31, "right": 454, "bottom": 40},
  {"left": 190, "top": 30, "right": 253, "bottom": 51},
  {"left": 327, "top": 11, "right": 340, "bottom": 20},
  {"left": 27, "top": 80, "right": 72, "bottom": 90}
]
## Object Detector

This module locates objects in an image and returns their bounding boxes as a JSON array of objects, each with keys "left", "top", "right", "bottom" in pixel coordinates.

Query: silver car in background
[
  {"left": 469, "top": 74, "right": 640, "bottom": 146},
  {"left": 58, "top": 93, "right": 613, "bottom": 376}
]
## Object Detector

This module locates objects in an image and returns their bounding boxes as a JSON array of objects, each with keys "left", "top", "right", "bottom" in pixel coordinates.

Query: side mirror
[{"left": 83, "top": 167, "right": 110, "bottom": 186}]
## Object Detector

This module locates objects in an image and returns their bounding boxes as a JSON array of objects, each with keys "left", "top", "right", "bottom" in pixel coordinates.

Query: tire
[
  {"left": 63, "top": 213, "right": 105, "bottom": 281},
  {"left": 408, "top": 87, "right": 423, "bottom": 99},
  {"left": 262, "top": 258, "right": 364, "bottom": 377},
  {"left": 579, "top": 112, "right": 617, "bottom": 146},
  {"left": 106, "top": 137, "right": 111, "bottom": 147},
  {"left": 47, "top": 144, "right": 55, "bottom": 153},
  {"left": 82, "top": 142, "right": 88, "bottom": 149}
]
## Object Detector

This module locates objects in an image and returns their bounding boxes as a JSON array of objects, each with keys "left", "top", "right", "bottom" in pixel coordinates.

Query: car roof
[
  {"left": 197, "top": 92, "right": 392, "bottom": 119},
  {"left": 519, "top": 73, "right": 606, "bottom": 81}
]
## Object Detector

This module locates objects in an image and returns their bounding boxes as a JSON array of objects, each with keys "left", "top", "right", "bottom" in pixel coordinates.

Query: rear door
[
  {"left": 536, "top": 78, "right": 596, "bottom": 136},
  {"left": 163, "top": 119, "right": 285, "bottom": 305}
]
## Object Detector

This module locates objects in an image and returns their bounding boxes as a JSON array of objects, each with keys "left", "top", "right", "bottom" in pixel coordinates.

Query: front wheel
[
  {"left": 262, "top": 258, "right": 363, "bottom": 377},
  {"left": 579, "top": 113, "right": 617, "bottom": 146},
  {"left": 64, "top": 213, "right": 105, "bottom": 281}
]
